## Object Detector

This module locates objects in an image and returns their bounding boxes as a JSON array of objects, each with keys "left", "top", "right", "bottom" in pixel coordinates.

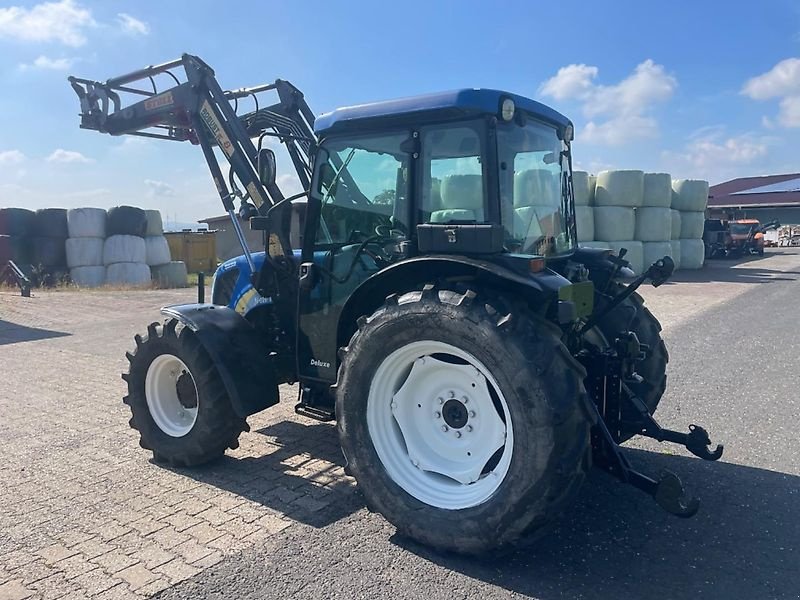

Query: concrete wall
[{"left": 201, "top": 216, "right": 265, "bottom": 261}]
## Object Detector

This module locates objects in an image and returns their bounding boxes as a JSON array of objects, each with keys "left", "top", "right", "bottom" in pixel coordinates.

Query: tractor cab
[{"left": 307, "top": 89, "right": 577, "bottom": 264}]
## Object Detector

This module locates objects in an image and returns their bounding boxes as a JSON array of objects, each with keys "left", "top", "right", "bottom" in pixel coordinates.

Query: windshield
[
  {"left": 730, "top": 223, "right": 757, "bottom": 235},
  {"left": 497, "top": 119, "right": 575, "bottom": 256}
]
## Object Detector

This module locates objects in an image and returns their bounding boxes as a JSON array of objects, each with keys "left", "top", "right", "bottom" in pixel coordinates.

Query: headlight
[{"left": 500, "top": 98, "right": 515, "bottom": 122}]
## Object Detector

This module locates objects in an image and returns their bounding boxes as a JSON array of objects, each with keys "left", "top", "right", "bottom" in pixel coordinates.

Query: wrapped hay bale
[
  {"left": 103, "top": 235, "right": 146, "bottom": 265},
  {"left": 680, "top": 211, "right": 705, "bottom": 239},
  {"left": 671, "top": 179, "right": 709, "bottom": 212},
  {"left": 106, "top": 206, "right": 147, "bottom": 237},
  {"left": 70, "top": 265, "right": 105, "bottom": 288},
  {"left": 144, "top": 236, "right": 171, "bottom": 266},
  {"left": 66, "top": 237, "right": 104, "bottom": 268},
  {"left": 594, "top": 206, "right": 635, "bottom": 241},
  {"left": 67, "top": 208, "right": 106, "bottom": 238},
  {"left": 670, "top": 240, "right": 682, "bottom": 270},
  {"left": 670, "top": 210, "right": 682, "bottom": 240},
  {"left": 643, "top": 173, "right": 672, "bottom": 207},
  {"left": 642, "top": 241, "right": 673, "bottom": 271},
  {"left": 105, "top": 262, "right": 151, "bottom": 286},
  {"left": 594, "top": 170, "right": 644, "bottom": 207},
  {"left": 679, "top": 239, "right": 705, "bottom": 269},
  {"left": 635, "top": 207, "right": 672, "bottom": 241},
  {"left": 575, "top": 205, "right": 594, "bottom": 241},
  {"left": 578, "top": 241, "right": 611, "bottom": 249},
  {"left": 152, "top": 261, "right": 188, "bottom": 288},
  {"left": 573, "top": 171, "right": 595, "bottom": 206},
  {"left": 144, "top": 209, "right": 164, "bottom": 236},
  {"left": 607, "top": 241, "right": 644, "bottom": 275}
]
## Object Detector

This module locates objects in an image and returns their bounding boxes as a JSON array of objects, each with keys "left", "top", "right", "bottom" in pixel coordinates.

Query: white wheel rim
[
  {"left": 367, "top": 340, "right": 514, "bottom": 510},
  {"left": 145, "top": 354, "right": 199, "bottom": 437}
]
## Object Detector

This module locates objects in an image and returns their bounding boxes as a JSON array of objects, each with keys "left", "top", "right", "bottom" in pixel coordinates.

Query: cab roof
[{"left": 314, "top": 88, "right": 572, "bottom": 137}]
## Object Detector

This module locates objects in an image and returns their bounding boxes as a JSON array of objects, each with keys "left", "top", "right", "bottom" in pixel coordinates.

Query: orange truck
[{"left": 727, "top": 219, "right": 780, "bottom": 256}]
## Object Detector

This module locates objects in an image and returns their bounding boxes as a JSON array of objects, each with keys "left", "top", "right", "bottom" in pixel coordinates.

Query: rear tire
[
  {"left": 594, "top": 283, "right": 668, "bottom": 439},
  {"left": 123, "top": 319, "right": 248, "bottom": 467},
  {"left": 337, "top": 286, "right": 592, "bottom": 554}
]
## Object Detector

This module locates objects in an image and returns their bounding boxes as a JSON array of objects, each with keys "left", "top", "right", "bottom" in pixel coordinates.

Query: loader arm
[{"left": 68, "top": 53, "right": 317, "bottom": 271}]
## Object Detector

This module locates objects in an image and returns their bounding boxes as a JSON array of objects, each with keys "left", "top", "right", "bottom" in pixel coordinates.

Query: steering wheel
[{"left": 375, "top": 223, "right": 406, "bottom": 239}]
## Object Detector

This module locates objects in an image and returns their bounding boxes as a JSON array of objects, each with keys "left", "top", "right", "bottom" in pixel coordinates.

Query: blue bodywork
[{"left": 314, "top": 88, "right": 572, "bottom": 136}]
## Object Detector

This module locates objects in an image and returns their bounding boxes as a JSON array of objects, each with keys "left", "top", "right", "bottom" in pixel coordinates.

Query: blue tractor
[{"left": 70, "top": 55, "right": 722, "bottom": 554}]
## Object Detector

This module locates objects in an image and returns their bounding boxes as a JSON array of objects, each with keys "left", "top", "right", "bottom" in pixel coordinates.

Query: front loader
[{"left": 70, "top": 54, "right": 723, "bottom": 554}]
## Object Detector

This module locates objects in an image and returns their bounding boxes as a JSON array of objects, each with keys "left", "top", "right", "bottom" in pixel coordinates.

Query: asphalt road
[{"left": 160, "top": 249, "right": 800, "bottom": 600}]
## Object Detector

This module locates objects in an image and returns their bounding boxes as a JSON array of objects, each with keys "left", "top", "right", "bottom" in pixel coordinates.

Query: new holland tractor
[{"left": 69, "top": 55, "right": 723, "bottom": 554}]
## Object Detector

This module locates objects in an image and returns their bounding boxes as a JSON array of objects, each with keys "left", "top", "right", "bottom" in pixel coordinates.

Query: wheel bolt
[
  {"left": 449, "top": 390, "right": 455, "bottom": 398},
  {"left": 455, "top": 431, "right": 462, "bottom": 438},
  {"left": 467, "top": 425, "right": 473, "bottom": 432},
  {"left": 438, "top": 397, "right": 444, "bottom": 405},
  {"left": 434, "top": 411, "right": 441, "bottom": 419},
  {"left": 469, "top": 411, "right": 476, "bottom": 418},
  {"left": 462, "top": 396, "right": 469, "bottom": 404},
  {"left": 441, "top": 425, "right": 449, "bottom": 432}
]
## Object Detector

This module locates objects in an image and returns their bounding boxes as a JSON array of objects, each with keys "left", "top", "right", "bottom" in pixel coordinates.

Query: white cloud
[
  {"left": 742, "top": 58, "right": 800, "bottom": 128},
  {"left": 538, "top": 64, "right": 598, "bottom": 101},
  {"left": 0, "top": 0, "right": 95, "bottom": 47},
  {"left": 19, "top": 55, "right": 74, "bottom": 71},
  {"left": 586, "top": 60, "right": 677, "bottom": 119},
  {"left": 662, "top": 130, "right": 773, "bottom": 181},
  {"left": 46, "top": 149, "right": 93, "bottom": 163},
  {"left": 116, "top": 13, "right": 149, "bottom": 36},
  {"left": 0, "top": 150, "right": 26, "bottom": 165},
  {"left": 582, "top": 115, "right": 659, "bottom": 146},
  {"left": 540, "top": 59, "right": 677, "bottom": 145},
  {"left": 742, "top": 58, "right": 800, "bottom": 99},
  {"left": 145, "top": 179, "right": 176, "bottom": 198},
  {"left": 778, "top": 95, "right": 800, "bottom": 127}
]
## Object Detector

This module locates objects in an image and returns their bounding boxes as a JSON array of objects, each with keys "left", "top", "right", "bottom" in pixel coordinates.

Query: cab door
[{"left": 297, "top": 130, "right": 412, "bottom": 383}]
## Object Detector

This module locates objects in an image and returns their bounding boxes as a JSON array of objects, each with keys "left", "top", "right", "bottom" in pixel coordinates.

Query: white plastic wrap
[
  {"left": 103, "top": 235, "right": 146, "bottom": 265},
  {"left": 593, "top": 206, "right": 636, "bottom": 241},
  {"left": 634, "top": 207, "right": 672, "bottom": 241},
  {"left": 594, "top": 170, "right": 644, "bottom": 207},
  {"left": 66, "top": 237, "right": 104, "bottom": 268}
]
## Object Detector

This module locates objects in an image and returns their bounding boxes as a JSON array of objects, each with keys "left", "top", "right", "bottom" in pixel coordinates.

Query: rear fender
[
  {"left": 161, "top": 303, "right": 278, "bottom": 418},
  {"left": 336, "top": 255, "right": 566, "bottom": 353}
]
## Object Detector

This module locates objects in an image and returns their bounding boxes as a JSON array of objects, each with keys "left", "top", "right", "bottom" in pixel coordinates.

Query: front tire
[
  {"left": 123, "top": 320, "right": 248, "bottom": 467},
  {"left": 336, "top": 286, "right": 593, "bottom": 554}
]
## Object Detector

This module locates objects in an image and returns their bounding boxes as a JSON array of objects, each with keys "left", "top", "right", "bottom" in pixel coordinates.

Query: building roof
[
  {"left": 708, "top": 173, "right": 800, "bottom": 208},
  {"left": 314, "top": 88, "right": 572, "bottom": 136}
]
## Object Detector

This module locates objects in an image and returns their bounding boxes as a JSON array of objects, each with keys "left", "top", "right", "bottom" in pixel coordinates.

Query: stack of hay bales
[
  {"left": 145, "top": 209, "right": 188, "bottom": 287},
  {"left": 636, "top": 173, "right": 673, "bottom": 272},
  {"left": 573, "top": 171, "right": 596, "bottom": 244},
  {"left": 104, "top": 206, "right": 151, "bottom": 286},
  {"left": 66, "top": 208, "right": 107, "bottom": 287},
  {"left": 32, "top": 209, "right": 69, "bottom": 279},
  {"left": 0, "top": 208, "right": 35, "bottom": 268},
  {"left": 671, "top": 180, "right": 708, "bottom": 269},
  {"left": 592, "top": 170, "right": 644, "bottom": 274}
]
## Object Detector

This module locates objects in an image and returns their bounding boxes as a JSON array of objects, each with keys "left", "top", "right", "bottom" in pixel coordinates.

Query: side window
[
  {"left": 420, "top": 123, "right": 486, "bottom": 224},
  {"left": 315, "top": 132, "right": 410, "bottom": 245}
]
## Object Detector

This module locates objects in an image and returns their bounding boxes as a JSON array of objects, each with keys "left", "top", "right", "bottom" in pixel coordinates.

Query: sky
[{"left": 1, "top": 0, "right": 799, "bottom": 223}]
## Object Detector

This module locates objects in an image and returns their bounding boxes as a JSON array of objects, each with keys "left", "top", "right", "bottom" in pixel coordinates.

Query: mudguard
[{"left": 161, "top": 303, "right": 279, "bottom": 418}]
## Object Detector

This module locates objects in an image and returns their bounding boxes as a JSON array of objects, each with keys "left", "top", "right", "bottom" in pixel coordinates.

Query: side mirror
[{"left": 257, "top": 148, "right": 276, "bottom": 187}]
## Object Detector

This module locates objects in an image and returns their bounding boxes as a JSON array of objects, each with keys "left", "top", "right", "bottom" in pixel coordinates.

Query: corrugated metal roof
[{"left": 708, "top": 173, "right": 800, "bottom": 208}]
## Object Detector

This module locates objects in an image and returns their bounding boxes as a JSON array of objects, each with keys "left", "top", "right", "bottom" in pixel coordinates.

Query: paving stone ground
[
  {"left": 1, "top": 249, "right": 798, "bottom": 599},
  {"left": 0, "top": 288, "right": 356, "bottom": 599}
]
